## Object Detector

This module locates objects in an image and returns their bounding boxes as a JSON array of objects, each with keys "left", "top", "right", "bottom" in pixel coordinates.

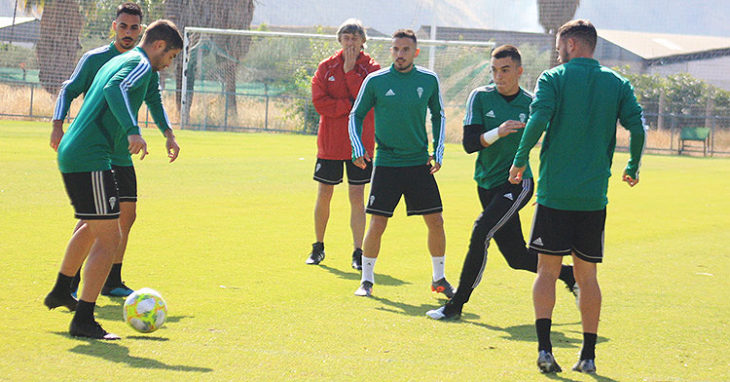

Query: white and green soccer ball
[{"left": 123, "top": 288, "right": 167, "bottom": 333}]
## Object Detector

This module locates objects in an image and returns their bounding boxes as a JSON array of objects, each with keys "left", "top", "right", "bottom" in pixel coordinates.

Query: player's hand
[
  {"left": 343, "top": 46, "right": 357, "bottom": 73},
  {"left": 50, "top": 120, "right": 64, "bottom": 151},
  {"left": 497, "top": 120, "right": 525, "bottom": 137},
  {"left": 353, "top": 152, "right": 371, "bottom": 169},
  {"left": 622, "top": 170, "right": 639, "bottom": 187},
  {"left": 427, "top": 156, "right": 441, "bottom": 174},
  {"left": 508, "top": 165, "right": 525, "bottom": 184},
  {"left": 165, "top": 135, "right": 180, "bottom": 163},
  {"left": 128, "top": 134, "right": 148, "bottom": 160}
]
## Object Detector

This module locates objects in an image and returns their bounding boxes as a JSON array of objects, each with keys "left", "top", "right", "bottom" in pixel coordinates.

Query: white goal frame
[{"left": 180, "top": 27, "right": 495, "bottom": 130}]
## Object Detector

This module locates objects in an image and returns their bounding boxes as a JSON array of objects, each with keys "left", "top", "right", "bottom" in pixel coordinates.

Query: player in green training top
[
  {"left": 509, "top": 20, "right": 645, "bottom": 374},
  {"left": 349, "top": 29, "right": 454, "bottom": 298},
  {"left": 46, "top": 3, "right": 180, "bottom": 303},
  {"left": 426, "top": 45, "right": 577, "bottom": 321},
  {"left": 49, "top": 20, "right": 182, "bottom": 340}
]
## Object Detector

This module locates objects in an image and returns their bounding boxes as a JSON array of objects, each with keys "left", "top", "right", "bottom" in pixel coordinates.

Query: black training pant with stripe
[{"left": 451, "top": 178, "right": 574, "bottom": 306}]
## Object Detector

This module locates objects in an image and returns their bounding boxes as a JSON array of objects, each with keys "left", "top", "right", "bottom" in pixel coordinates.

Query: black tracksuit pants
[{"left": 451, "top": 178, "right": 575, "bottom": 306}]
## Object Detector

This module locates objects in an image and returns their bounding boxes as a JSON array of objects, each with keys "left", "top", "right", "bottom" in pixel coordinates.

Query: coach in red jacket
[{"left": 305, "top": 18, "right": 380, "bottom": 270}]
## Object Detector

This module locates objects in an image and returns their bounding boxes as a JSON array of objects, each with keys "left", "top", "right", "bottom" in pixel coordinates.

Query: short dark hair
[
  {"left": 141, "top": 19, "right": 183, "bottom": 51},
  {"left": 116, "top": 2, "right": 143, "bottom": 22},
  {"left": 557, "top": 19, "right": 597, "bottom": 52},
  {"left": 392, "top": 29, "right": 417, "bottom": 45},
  {"left": 491, "top": 45, "right": 521, "bottom": 66}
]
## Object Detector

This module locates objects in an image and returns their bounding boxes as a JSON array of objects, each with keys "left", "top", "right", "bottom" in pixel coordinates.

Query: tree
[
  {"left": 537, "top": 0, "right": 580, "bottom": 67},
  {"left": 25, "top": 0, "right": 84, "bottom": 95},
  {"left": 164, "top": 0, "right": 255, "bottom": 124}
]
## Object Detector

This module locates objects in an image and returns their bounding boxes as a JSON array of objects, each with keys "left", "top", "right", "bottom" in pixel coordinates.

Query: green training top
[
  {"left": 513, "top": 57, "right": 645, "bottom": 211},
  {"left": 349, "top": 64, "right": 445, "bottom": 167},
  {"left": 54, "top": 43, "right": 172, "bottom": 168},
  {"left": 464, "top": 84, "right": 533, "bottom": 189},
  {"left": 53, "top": 42, "right": 121, "bottom": 122},
  {"left": 58, "top": 47, "right": 166, "bottom": 173}
]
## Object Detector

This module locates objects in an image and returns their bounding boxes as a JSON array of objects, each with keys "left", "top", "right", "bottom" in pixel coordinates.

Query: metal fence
[{"left": 2, "top": 79, "right": 728, "bottom": 157}]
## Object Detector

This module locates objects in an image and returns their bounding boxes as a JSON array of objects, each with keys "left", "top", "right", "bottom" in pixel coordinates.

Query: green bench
[{"left": 679, "top": 127, "right": 711, "bottom": 156}]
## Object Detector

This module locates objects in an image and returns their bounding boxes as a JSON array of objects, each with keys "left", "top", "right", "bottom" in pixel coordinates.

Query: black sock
[
  {"left": 70, "top": 270, "right": 81, "bottom": 292},
  {"left": 559, "top": 265, "right": 575, "bottom": 287},
  {"left": 51, "top": 273, "right": 74, "bottom": 296},
  {"left": 536, "top": 318, "right": 552, "bottom": 353},
  {"left": 580, "top": 332, "right": 597, "bottom": 360},
  {"left": 106, "top": 263, "right": 123, "bottom": 286},
  {"left": 73, "top": 300, "right": 96, "bottom": 324}
]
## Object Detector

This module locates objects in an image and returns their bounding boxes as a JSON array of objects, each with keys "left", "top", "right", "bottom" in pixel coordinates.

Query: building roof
[
  {"left": 253, "top": 24, "right": 387, "bottom": 38},
  {"left": 597, "top": 29, "right": 730, "bottom": 60}
]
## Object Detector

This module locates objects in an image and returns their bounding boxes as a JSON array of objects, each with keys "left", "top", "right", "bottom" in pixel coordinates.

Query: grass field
[{"left": 0, "top": 120, "right": 728, "bottom": 381}]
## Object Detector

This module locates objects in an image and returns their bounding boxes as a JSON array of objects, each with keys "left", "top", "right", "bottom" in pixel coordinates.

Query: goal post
[{"left": 180, "top": 27, "right": 495, "bottom": 136}]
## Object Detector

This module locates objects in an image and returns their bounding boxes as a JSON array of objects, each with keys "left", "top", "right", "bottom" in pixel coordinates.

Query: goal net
[{"left": 180, "top": 27, "right": 494, "bottom": 140}]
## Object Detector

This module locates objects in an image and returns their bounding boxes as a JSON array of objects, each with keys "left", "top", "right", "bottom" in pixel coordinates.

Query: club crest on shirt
[
  {"left": 417, "top": 87, "right": 423, "bottom": 98},
  {"left": 519, "top": 113, "right": 526, "bottom": 123},
  {"left": 328, "top": 76, "right": 336, "bottom": 82}
]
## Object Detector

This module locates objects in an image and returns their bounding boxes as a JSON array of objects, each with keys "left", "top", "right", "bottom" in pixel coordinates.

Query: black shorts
[
  {"left": 112, "top": 165, "right": 137, "bottom": 202},
  {"left": 313, "top": 158, "right": 372, "bottom": 185},
  {"left": 366, "top": 165, "right": 442, "bottom": 217},
  {"left": 61, "top": 170, "right": 120, "bottom": 220},
  {"left": 529, "top": 204, "right": 606, "bottom": 263}
]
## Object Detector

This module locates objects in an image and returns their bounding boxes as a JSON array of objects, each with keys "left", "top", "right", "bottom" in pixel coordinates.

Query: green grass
[{"left": 1, "top": 120, "right": 729, "bottom": 381}]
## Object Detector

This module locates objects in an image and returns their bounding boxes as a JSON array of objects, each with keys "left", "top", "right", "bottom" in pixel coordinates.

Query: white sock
[
  {"left": 362, "top": 256, "right": 377, "bottom": 284},
  {"left": 431, "top": 256, "right": 445, "bottom": 281}
]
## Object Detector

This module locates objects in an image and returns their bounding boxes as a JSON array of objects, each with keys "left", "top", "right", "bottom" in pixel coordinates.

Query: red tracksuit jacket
[{"left": 311, "top": 50, "right": 379, "bottom": 160}]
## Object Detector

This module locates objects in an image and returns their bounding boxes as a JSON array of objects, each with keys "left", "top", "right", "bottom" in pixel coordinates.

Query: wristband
[{"left": 482, "top": 129, "right": 500, "bottom": 145}]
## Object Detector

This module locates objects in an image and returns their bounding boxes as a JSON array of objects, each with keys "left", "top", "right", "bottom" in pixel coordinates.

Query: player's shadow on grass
[
  {"left": 541, "top": 371, "right": 619, "bottom": 382},
  {"left": 318, "top": 264, "right": 408, "bottom": 286},
  {"left": 370, "top": 295, "right": 480, "bottom": 320},
  {"left": 94, "top": 299, "right": 193, "bottom": 324},
  {"left": 371, "top": 297, "right": 609, "bottom": 348},
  {"left": 54, "top": 332, "right": 213, "bottom": 373},
  {"left": 469, "top": 321, "right": 608, "bottom": 349}
]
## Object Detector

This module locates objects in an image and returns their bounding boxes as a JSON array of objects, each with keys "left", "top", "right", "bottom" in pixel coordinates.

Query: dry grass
[
  {"left": 0, "top": 83, "right": 69, "bottom": 118},
  {"left": 617, "top": 126, "right": 730, "bottom": 156},
  {"left": 3, "top": 83, "right": 728, "bottom": 156}
]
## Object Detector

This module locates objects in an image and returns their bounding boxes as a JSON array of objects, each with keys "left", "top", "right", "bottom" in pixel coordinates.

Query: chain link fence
[{"left": 1, "top": 0, "right": 728, "bottom": 156}]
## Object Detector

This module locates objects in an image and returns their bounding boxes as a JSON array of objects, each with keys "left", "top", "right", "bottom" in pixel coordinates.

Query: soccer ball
[{"left": 123, "top": 288, "right": 167, "bottom": 333}]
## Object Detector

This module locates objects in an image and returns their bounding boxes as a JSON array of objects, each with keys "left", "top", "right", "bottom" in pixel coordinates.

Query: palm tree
[
  {"left": 165, "top": 0, "right": 255, "bottom": 123},
  {"left": 25, "top": 0, "right": 83, "bottom": 95},
  {"left": 537, "top": 0, "right": 580, "bottom": 67}
]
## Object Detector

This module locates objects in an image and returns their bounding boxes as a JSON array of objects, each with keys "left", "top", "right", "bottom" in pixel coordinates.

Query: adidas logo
[
  {"left": 486, "top": 110, "right": 495, "bottom": 118},
  {"left": 503, "top": 193, "right": 514, "bottom": 201},
  {"left": 532, "top": 237, "right": 544, "bottom": 246},
  {"left": 328, "top": 76, "right": 335, "bottom": 82},
  {"left": 385, "top": 89, "right": 395, "bottom": 96}
]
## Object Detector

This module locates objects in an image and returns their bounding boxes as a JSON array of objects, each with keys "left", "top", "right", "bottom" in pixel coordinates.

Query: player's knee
[
  {"left": 536, "top": 262, "right": 562, "bottom": 281},
  {"left": 120, "top": 206, "right": 137, "bottom": 230},
  {"left": 368, "top": 216, "right": 388, "bottom": 234},
  {"left": 574, "top": 269, "right": 598, "bottom": 288},
  {"left": 424, "top": 213, "right": 444, "bottom": 229},
  {"left": 318, "top": 183, "right": 335, "bottom": 198}
]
